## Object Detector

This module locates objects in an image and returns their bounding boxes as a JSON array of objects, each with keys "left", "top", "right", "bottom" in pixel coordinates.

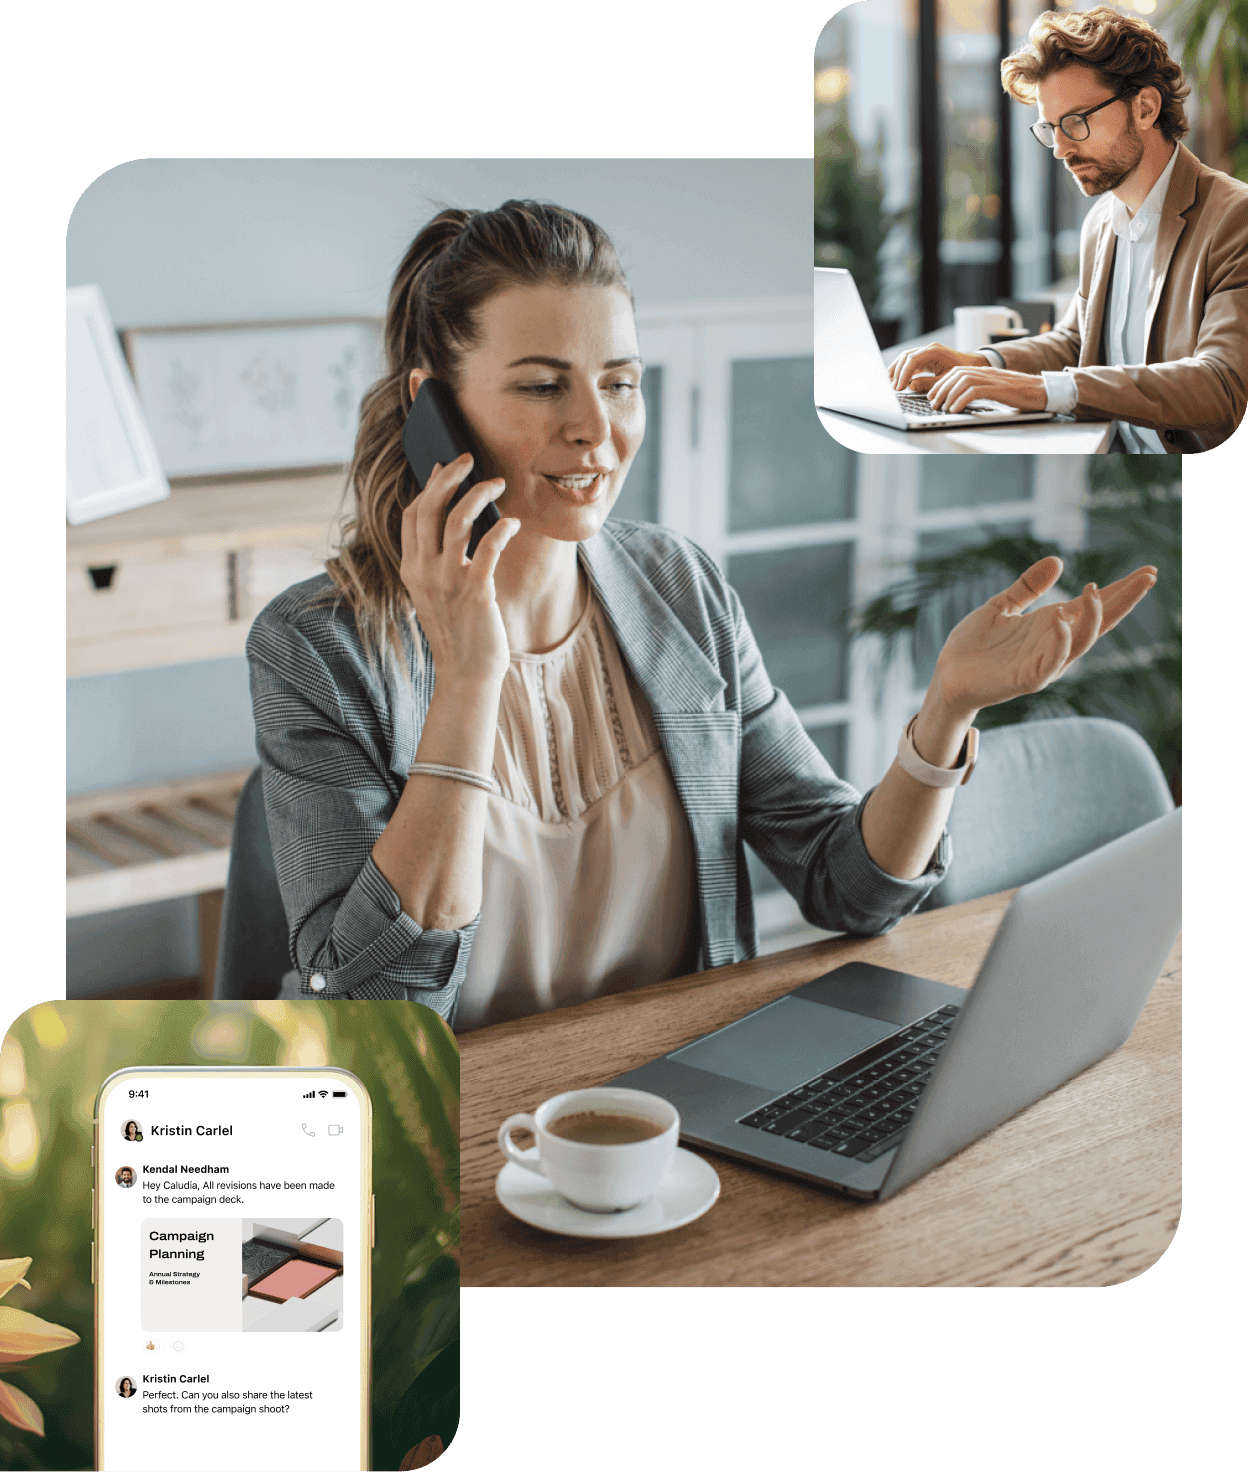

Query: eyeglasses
[{"left": 1030, "top": 89, "right": 1138, "bottom": 148}]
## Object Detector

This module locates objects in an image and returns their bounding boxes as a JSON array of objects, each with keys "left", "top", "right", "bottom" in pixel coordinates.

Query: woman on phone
[{"left": 247, "top": 200, "right": 1156, "bottom": 1029}]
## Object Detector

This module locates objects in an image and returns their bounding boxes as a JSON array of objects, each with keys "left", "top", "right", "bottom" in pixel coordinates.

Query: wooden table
[{"left": 461, "top": 891, "right": 1180, "bottom": 1287}]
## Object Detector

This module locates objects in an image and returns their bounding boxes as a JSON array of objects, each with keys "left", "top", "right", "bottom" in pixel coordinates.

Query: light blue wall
[
  {"left": 67, "top": 158, "right": 812, "bottom": 324},
  {"left": 66, "top": 159, "right": 811, "bottom": 994},
  {"left": 67, "top": 657, "right": 257, "bottom": 796}
]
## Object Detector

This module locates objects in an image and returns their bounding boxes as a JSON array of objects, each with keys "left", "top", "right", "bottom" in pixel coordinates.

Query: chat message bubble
[{"left": 132, "top": 1380, "right": 318, "bottom": 1418}]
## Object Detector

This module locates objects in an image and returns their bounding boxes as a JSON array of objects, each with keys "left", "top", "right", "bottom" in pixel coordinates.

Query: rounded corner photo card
[
  {"left": 815, "top": 1, "right": 1246, "bottom": 454},
  {"left": 0, "top": 1000, "right": 458, "bottom": 1472}
]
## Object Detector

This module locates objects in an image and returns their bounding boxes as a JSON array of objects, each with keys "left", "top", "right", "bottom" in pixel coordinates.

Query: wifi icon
[{"left": 318, "top": 1090, "right": 328, "bottom": 1098}]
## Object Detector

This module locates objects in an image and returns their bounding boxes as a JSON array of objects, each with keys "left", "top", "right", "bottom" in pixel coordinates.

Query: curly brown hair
[
  {"left": 327, "top": 200, "right": 631, "bottom": 671},
  {"left": 1000, "top": 6, "right": 1189, "bottom": 144}
]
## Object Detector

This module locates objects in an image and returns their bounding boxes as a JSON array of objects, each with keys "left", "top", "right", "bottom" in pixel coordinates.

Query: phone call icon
[{"left": 301, "top": 1123, "right": 315, "bottom": 1137}]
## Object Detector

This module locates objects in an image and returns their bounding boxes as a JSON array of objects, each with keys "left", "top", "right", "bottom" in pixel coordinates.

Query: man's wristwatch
[{"left": 897, "top": 714, "right": 979, "bottom": 788}]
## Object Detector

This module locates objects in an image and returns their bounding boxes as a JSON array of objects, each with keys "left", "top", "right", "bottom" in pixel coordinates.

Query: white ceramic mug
[
  {"left": 953, "top": 305, "right": 1023, "bottom": 353},
  {"left": 498, "top": 1087, "right": 680, "bottom": 1212}
]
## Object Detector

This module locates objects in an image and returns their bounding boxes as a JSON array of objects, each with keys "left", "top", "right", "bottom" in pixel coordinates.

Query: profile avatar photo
[
  {"left": 122, "top": 1119, "right": 143, "bottom": 1142},
  {"left": 115, "top": 1166, "right": 136, "bottom": 1188},
  {"left": 117, "top": 1377, "right": 136, "bottom": 1398}
]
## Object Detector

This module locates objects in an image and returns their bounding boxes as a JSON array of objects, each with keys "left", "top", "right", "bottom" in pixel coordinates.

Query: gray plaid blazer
[{"left": 246, "top": 521, "right": 948, "bottom": 1022}]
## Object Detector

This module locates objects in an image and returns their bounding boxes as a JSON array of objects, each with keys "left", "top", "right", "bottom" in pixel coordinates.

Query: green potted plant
[{"left": 814, "top": 118, "right": 905, "bottom": 346}]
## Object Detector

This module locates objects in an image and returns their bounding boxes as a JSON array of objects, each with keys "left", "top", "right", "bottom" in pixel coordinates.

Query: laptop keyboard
[
  {"left": 896, "top": 391, "right": 994, "bottom": 418},
  {"left": 737, "top": 1005, "right": 959, "bottom": 1164}
]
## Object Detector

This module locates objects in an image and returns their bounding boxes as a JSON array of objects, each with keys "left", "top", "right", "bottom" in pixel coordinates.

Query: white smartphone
[{"left": 93, "top": 1067, "right": 372, "bottom": 1472}]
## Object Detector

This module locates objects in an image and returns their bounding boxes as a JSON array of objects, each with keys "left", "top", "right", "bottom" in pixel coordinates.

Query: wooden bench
[{"left": 66, "top": 767, "right": 254, "bottom": 997}]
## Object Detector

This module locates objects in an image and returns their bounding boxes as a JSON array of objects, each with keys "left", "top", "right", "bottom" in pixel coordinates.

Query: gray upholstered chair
[
  {"left": 927, "top": 716, "right": 1175, "bottom": 909},
  {"left": 213, "top": 767, "right": 294, "bottom": 999}
]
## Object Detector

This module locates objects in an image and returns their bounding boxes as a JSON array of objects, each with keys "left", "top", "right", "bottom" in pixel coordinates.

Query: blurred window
[
  {"left": 816, "top": 0, "right": 917, "bottom": 343},
  {"left": 729, "top": 356, "right": 855, "bottom": 531},
  {"left": 919, "top": 453, "right": 1033, "bottom": 511},
  {"left": 609, "top": 366, "right": 662, "bottom": 524},
  {"left": 728, "top": 541, "right": 854, "bottom": 707},
  {"left": 938, "top": 0, "right": 1004, "bottom": 323},
  {"left": 815, "top": 0, "right": 1094, "bottom": 336}
]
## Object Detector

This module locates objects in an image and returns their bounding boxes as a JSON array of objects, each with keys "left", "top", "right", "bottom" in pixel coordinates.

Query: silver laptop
[
  {"left": 814, "top": 266, "right": 1056, "bottom": 431},
  {"left": 609, "top": 808, "right": 1180, "bottom": 1201}
]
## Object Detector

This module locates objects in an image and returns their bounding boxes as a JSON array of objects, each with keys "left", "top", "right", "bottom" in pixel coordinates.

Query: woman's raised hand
[
  {"left": 399, "top": 454, "right": 521, "bottom": 688},
  {"left": 932, "top": 556, "right": 1158, "bottom": 719}
]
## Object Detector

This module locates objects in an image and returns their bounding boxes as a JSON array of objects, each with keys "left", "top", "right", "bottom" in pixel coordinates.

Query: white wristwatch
[{"left": 897, "top": 714, "right": 979, "bottom": 788}]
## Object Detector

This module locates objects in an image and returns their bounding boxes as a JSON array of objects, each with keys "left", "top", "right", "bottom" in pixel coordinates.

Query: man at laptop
[{"left": 889, "top": 7, "right": 1248, "bottom": 454}]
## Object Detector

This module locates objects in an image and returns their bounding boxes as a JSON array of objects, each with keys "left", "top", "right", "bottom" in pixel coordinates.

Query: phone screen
[{"left": 94, "top": 1068, "right": 371, "bottom": 1472}]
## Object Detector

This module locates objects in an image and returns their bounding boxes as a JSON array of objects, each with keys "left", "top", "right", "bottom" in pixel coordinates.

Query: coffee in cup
[
  {"left": 546, "top": 1110, "right": 666, "bottom": 1145},
  {"left": 498, "top": 1087, "right": 679, "bottom": 1212}
]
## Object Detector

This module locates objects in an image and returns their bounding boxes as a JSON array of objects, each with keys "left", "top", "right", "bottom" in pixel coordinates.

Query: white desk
[
  {"left": 818, "top": 405, "right": 1116, "bottom": 455},
  {"left": 817, "top": 322, "right": 1117, "bottom": 455}
]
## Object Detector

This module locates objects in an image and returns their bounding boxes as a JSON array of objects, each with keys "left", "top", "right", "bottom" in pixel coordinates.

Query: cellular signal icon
[{"left": 302, "top": 1089, "right": 316, "bottom": 1099}]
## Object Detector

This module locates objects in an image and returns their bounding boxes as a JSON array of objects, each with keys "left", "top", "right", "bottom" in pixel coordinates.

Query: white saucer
[{"left": 495, "top": 1146, "right": 720, "bottom": 1239}]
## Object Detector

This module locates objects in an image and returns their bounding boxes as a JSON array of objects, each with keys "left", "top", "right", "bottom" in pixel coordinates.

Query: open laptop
[
  {"left": 609, "top": 808, "right": 1180, "bottom": 1202},
  {"left": 814, "top": 266, "right": 1057, "bottom": 431}
]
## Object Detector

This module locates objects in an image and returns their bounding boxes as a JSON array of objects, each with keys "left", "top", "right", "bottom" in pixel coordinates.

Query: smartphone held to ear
[{"left": 402, "top": 379, "right": 501, "bottom": 558}]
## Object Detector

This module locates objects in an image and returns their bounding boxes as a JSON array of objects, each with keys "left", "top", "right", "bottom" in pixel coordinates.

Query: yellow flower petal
[
  {"left": 0, "top": 1259, "right": 32, "bottom": 1303},
  {"left": 0, "top": 1306, "right": 80, "bottom": 1365},
  {"left": 0, "top": 1376, "right": 44, "bottom": 1436}
]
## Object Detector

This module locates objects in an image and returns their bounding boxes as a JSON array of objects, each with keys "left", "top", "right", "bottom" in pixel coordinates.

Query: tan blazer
[{"left": 993, "top": 144, "right": 1248, "bottom": 453}]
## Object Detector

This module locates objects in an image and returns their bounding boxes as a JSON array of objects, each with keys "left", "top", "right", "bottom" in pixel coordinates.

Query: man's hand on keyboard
[
  {"left": 888, "top": 343, "right": 990, "bottom": 391},
  {"left": 924, "top": 362, "right": 1049, "bottom": 414}
]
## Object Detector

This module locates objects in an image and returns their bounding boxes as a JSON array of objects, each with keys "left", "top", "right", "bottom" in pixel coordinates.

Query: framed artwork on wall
[
  {"left": 121, "top": 316, "right": 384, "bottom": 479},
  {"left": 67, "top": 285, "right": 171, "bottom": 525}
]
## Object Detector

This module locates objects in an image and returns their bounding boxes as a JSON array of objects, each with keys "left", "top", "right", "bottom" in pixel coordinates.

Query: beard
[{"left": 1063, "top": 114, "right": 1145, "bottom": 196}]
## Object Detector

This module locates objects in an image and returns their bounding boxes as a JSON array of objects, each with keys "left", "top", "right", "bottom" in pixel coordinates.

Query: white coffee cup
[
  {"left": 498, "top": 1087, "right": 679, "bottom": 1213},
  {"left": 953, "top": 305, "right": 1024, "bottom": 353}
]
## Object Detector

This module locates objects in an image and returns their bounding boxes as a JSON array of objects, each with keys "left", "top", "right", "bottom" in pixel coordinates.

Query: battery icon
[{"left": 332, "top": 1091, "right": 347, "bottom": 1097}]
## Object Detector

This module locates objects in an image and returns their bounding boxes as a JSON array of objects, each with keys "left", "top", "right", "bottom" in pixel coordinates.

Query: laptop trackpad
[{"left": 669, "top": 996, "right": 896, "bottom": 1093}]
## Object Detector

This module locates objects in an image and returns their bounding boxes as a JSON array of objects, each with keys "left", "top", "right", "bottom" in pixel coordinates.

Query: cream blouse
[{"left": 454, "top": 587, "right": 698, "bottom": 1031}]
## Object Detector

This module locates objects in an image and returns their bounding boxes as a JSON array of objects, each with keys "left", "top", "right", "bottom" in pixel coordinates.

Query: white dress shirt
[{"left": 985, "top": 144, "right": 1179, "bottom": 453}]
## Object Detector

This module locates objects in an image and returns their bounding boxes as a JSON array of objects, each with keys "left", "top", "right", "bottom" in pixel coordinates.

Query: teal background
[{"left": 9, "top": 0, "right": 1236, "bottom": 1466}]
